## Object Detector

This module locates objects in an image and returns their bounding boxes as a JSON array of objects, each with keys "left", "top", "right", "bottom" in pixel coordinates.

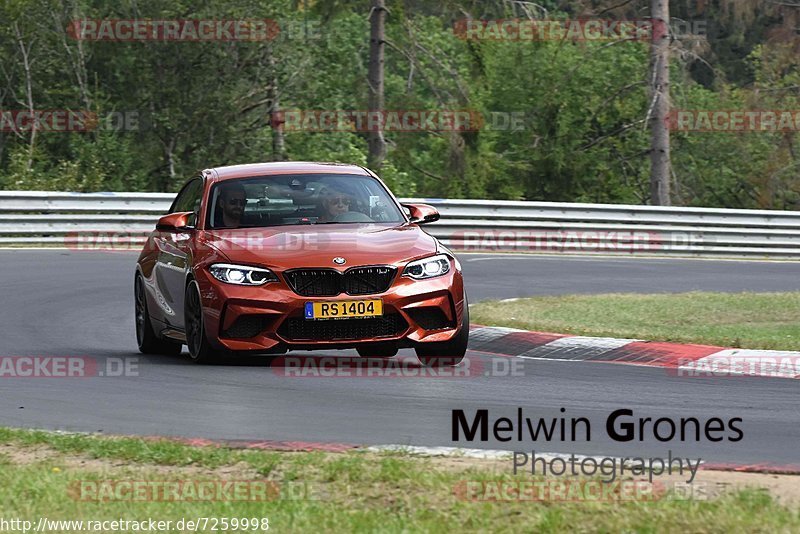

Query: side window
[{"left": 170, "top": 178, "right": 203, "bottom": 226}]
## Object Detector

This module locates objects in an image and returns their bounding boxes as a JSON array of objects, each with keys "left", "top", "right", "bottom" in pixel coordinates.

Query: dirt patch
[
  {"left": 673, "top": 469, "right": 800, "bottom": 506},
  {"left": 0, "top": 443, "right": 56, "bottom": 465},
  {"left": 0, "top": 442, "right": 255, "bottom": 478},
  {"left": 370, "top": 451, "right": 800, "bottom": 506}
]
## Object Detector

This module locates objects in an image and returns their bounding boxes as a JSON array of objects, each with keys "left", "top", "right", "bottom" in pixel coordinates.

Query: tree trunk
[
  {"left": 14, "top": 22, "right": 36, "bottom": 172},
  {"left": 52, "top": 1, "right": 92, "bottom": 111},
  {"left": 367, "top": 0, "right": 387, "bottom": 170},
  {"left": 649, "top": 0, "right": 671, "bottom": 206},
  {"left": 267, "top": 46, "right": 286, "bottom": 161},
  {"left": 162, "top": 137, "right": 176, "bottom": 191}
]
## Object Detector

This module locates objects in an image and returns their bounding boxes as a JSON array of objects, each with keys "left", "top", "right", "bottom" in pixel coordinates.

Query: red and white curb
[{"left": 468, "top": 325, "right": 800, "bottom": 379}]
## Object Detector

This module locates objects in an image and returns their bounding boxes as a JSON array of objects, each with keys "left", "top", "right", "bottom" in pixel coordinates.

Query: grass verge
[
  {"left": 470, "top": 291, "right": 800, "bottom": 350},
  {"left": 0, "top": 427, "right": 798, "bottom": 532}
]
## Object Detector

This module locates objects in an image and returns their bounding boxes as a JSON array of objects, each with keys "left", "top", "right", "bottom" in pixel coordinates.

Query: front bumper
[{"left": 194, "top": 264, "right": 466, "bottom": 352}]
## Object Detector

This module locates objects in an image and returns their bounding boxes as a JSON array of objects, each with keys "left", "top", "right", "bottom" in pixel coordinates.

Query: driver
[
  {"left": 217, "top": 182, "right": 246, "bottom": 228},
  {"left": 317, "top": 187, "right": 353, "bottom": 223}
]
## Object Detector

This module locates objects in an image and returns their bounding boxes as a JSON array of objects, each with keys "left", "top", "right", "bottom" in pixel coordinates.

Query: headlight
[
  {"left": 403, "top": 254, "right": 451, "bottom": 280},
  {"left": 209, "top": 263, "right": 278, "bottom": 286}
]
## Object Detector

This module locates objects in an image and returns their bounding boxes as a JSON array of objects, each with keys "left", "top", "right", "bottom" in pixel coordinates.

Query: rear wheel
[
  {"left": 185, "top": 280, "right": 222, "bottom": 364},
  {"left": 356, "top": 343, "right": 398, "bottom": 359},
  {"left": 135, "top": 274, "right": 182, "bottom": 356},
  {"left": 415, "top": 296, "right": 469, "bottom": 367}
]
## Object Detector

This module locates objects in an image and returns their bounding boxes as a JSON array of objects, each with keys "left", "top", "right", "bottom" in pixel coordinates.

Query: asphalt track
[{"left": 0, "top": 250, "right": 798, "bottom": 467}]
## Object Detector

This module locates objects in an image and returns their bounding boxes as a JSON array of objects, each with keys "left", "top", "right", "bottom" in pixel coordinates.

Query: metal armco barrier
[{"left": 1, "top": 191, "right": 800, "bottom": 258}]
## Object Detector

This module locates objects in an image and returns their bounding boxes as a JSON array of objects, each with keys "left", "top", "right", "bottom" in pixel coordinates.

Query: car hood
[{"left": 198, "top": 223, "right": 439, "bottom": 269}]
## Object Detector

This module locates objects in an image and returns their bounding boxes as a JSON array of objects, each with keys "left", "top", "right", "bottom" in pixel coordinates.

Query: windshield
[{"left": 207, "top": 173, "right": 405, "bottom": 229}]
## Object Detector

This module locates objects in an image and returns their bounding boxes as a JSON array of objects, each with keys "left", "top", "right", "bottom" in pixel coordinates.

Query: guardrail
[{"left": 1, "top": 191, "right": 799, "bottom": 258}]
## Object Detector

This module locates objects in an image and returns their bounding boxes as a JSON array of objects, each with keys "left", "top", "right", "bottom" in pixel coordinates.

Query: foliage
[{"left": 0, "top": 0, "right": 798, "bottom": 208}]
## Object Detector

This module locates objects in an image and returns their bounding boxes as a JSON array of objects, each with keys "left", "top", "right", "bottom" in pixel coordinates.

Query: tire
[
  {"left": 135, "top": 274, "right": 182, "bottom": 356},
  {"left": 356, "top": 343, "right": 398, "bottom": 359},
  {"left": 184, "top": 279, "right": 222, "bottom": 364},
  {"left": 415, "top": 296, "right": 469, "bottom": 367}
]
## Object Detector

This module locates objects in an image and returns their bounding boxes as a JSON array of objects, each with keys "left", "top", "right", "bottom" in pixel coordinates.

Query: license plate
[{"left": 304, "top": 300, "right": 383, "bottom": 320}]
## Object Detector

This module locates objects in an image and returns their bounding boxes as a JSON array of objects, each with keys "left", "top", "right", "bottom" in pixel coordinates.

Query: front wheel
[
  {"left": 135, "top": 274, "right": 182, "bottom": 356},
  {"left": 415, "top": 296, "right": 469, "bottom": 367},
  {"left": 185, "top": 280, "right": 221, "bottom": 364}
]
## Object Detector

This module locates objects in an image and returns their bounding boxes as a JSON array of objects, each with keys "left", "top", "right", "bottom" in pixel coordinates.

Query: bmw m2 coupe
[{"left": 135, "top": 162, "right": 468, "bottom": 366}]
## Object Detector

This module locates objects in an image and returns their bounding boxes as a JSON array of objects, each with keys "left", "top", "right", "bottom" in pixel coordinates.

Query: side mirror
[
  {"left": 156, "top": 212, "right": 193, "bottom": 231},
  {"left": 403, "top": 203, "right": 440, "bottom": 225}
]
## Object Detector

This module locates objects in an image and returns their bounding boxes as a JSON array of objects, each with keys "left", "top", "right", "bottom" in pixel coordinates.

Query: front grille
[
  {"left": 284, "top": 269, "right": 341, "bottom": 297},
  {"left": 406, "top": 307, "right": 455, "bottom": 330},
  {"left": 284, "top": 266, "right": 396, "bottom": 297},
  {"left": 343, "top": 266, "right": 396, "bottom": 295},
  {"left": 279, "top": 314, "right": 407, "bottom": 341},
  {"left": 224, "top": 315, "right": 271, "bottom": 339}
]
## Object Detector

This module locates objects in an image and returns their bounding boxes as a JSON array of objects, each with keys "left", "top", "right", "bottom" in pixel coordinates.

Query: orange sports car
[{"left": 134, "top": 162, "right": 468, "bottom": 366}]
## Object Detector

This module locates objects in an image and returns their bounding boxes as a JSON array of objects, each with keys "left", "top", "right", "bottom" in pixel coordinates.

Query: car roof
[{"left": 205, "top": 161, "right": 371, "bottom": 181}]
